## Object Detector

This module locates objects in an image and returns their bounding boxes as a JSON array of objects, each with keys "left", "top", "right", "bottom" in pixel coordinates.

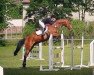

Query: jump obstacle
[
  {"left": 72, "top": 35, "right": 89, "bottom": 69},
  {"left": 21, "top": 42, "right": 44, "bottom": 60},
  {"left": 62, "top": 34, "right": 89, "bottom": 69},
  {"left": 67, "top": 35, "right": 88, "bottom": 70},
  {"left": 63, "top": 34, "right": 89, "bottom": 69},
  {"left": 40, "top": 34, "right": 60, "bottom": 71},
  {"left": 40, "top": 34, "right": 70, "bottom": 71},
  {"left": 40, "top": 33, "right": 90, "bottom": 71}
]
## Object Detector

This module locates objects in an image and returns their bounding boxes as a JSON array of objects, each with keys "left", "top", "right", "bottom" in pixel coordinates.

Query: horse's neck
[
  {"left": 52, "top": 22, "right": 62, "bottom": 28},
  {"left": 52, "top": 19, "right": 68, "bottom": 28}
]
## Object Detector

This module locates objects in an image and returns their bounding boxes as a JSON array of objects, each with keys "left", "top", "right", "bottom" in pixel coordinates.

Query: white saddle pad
[
  {"left": 36, "top": 30, "right": 42, "bottom": 35},
  {"left": 36, "top": 27, "right": 48, "bottom": 35}
]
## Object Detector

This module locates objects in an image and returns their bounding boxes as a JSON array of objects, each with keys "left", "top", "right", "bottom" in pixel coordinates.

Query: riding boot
[
  {"left": 44, "top": 28, "right": 46, "bottom": 32},
  {"left": 42, "top": 28, "right": 46, "bottom": 35}
]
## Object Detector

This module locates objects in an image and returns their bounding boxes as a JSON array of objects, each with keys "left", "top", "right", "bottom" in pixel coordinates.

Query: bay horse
[{"left": 14, "top": 19, "right": 72, "bottom": 68}]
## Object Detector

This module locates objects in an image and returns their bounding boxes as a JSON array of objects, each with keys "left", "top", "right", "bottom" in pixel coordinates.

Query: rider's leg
[{"left": 39, "top": 20, "right": 46, "bottom": 34}]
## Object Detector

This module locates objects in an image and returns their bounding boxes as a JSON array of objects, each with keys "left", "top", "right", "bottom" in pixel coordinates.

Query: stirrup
[
  {"left": 43, "top": 28, "right": 46, "bottom": 33},
  {"left": 42, "top": 31, "right": 45, "bottom": 35},
  {"left": 44, "top": 28, "right": 46, "bottom": 31}
]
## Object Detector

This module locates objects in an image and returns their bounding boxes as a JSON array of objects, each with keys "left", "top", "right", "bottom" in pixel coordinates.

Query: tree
[
  {"left": 84, "top": 22, "right": 94, "bottom": 38},
  {"left": 71, "top": 0, "right": 93, "bottom": 21},
  {"left": 27, "top": 0, "right": 74, "bottom": 23},
  {"left": 0, "top": 0, "right": 7, "bottom": 46},
  {"left": 71, "top": 19, "right": 85, "bottom": 38},
  {"left": 5, "top": 0, "right": 22, "bottom": 19},
  {"left": 0, "top": 0, "right": 22, "bottom": 31},
  {"left": 0, "top": 0, "right": 7, "bottom": 31}
]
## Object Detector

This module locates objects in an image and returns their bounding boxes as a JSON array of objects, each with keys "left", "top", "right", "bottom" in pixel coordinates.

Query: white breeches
[{"left": 39, "top": 20, "right": 45, "bottom": 28}]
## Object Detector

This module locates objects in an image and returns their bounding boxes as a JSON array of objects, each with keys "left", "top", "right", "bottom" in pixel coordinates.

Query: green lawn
[{"left": 0, "top": 44, "right": 93, "bottom": 75}]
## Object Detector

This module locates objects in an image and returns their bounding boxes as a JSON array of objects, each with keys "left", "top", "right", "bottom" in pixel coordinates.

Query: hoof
[
  {"left": 23, "top": 64, "right": 26, "bottom": 68},
  {"left": 23, "top": 65, "right": 26, "bottom": 68},
  {"left": 14, "top": 52, "right": 17, "bottom": 56}
]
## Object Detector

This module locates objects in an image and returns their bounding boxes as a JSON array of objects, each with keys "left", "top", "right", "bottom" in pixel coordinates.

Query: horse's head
[{"left": 53, "top": 19, "right": 72, "bottom": 30}]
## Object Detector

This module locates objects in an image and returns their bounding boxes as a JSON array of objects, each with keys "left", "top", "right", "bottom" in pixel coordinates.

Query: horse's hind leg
[
  {"left": 14, "top": 38, "right": 25, "bottom": 56},
  {"left": 23, "top": 49, "right": 30, "bottom": 68},
  {"left": 22, "top": 43, "right": 34, "bottom": 68}
]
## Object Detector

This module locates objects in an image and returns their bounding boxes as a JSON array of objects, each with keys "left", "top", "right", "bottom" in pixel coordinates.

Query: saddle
[{"left": 35, "top": 27, "right": 48, "bottom": 35}]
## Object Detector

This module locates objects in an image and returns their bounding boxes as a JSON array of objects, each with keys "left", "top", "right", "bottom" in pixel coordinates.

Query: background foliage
[
  {"left": 23, "top": 22, "right": 36, "bottom": 37},
  {"left": 0, "top": 0, "right": 94, "bottom": 46},
  {"left": 23, "top": 0, "right": 94, "bottom": 39},
  {"left": 0, "top": 0, "right": 22, "bottom": 31}
]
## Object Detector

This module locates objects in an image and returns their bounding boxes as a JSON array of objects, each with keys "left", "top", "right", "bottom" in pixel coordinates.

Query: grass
[
  {"left": 4, "top": 68, "right": 92, "bottom": 75},
  {"left": 0, "top": 44, "right": 93, "bottom": 75}
]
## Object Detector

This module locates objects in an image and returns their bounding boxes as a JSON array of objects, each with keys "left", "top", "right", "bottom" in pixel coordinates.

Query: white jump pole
[
  {"left": 46, "top": 34, "right": 59, "bottom": 71},
  {"left": 48, "top": 34, "right": 59, "bottom": 71},
  {"left": 76, "top": 34, "right": 88, "bottom": 68},
  {"left": 73, "top": 34, "right": 89, "bottom": 68},
  {"left": 63, "top": 36, "right": 75, "bottom": 70},
  {"left": 0, "top": 66, "right": 3, "bottom": 75},
  {"left": 71, "top": 36, "right": 74, "bottom": 70},
  {"left": 65, "top": 36, "right": 82, "bottom": 70},
  {"left": 40, "top": 35, "right": 53, "bottom": 71},
  {"left": 75, "top": 35, "right": 84, "bottom": 67},
  {"left": 39, "top": 42, "right": 43, "bottom": 60},
  {"left": 49, "top": 34, "right": 54, "bottom": 70},
  {"left": 80, "top": 35, "right": 84, "bottom": 67},
  {"left": 61, "top": 34, "right": 65, "bottom": 67},
  {"left": 61, "top": 33, "right": 70, "bottom": 68},
  {"left": 40, "top": 34, "right": 59, "bottom": 71},
  {"left": 90, "top": 40, "right": 94, "bottom": 66}
]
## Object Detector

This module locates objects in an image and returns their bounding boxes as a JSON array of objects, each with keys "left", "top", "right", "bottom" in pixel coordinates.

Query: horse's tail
[{"left": 14, "top": 38, "right": 25, "bottom": 56}]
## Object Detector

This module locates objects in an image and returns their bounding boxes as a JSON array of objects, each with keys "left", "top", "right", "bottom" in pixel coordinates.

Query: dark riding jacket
[{"left": 42, "top": 18, "right": 55, "bottom": 25}]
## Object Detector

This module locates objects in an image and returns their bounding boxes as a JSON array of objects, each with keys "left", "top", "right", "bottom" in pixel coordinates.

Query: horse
[{"left": 14, "top": 19, "right": 72, "bottom": 68}]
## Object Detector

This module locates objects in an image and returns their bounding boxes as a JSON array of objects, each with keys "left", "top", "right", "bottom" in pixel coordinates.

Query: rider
[
  {"left": 24, "top": 10, "right": 56, "bottom": 35},
  {"left": 39, "top": 14, "right": 56, "bottom": 34}
]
